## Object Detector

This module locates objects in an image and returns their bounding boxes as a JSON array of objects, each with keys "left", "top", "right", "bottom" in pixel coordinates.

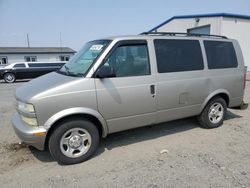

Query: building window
[
  {"left": 60, "top": 55, "right": 70, "bottom": 61},
  {"left": 25, "top": 56, "right": 37, "bottom": 62},
  {"left": 0, "top": 56, "right": 8, "bottom": 64},
  {"left": 187, "top": 25, "right": 211, "bottom": 35}
]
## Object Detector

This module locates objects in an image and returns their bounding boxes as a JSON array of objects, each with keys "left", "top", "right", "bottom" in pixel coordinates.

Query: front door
[{"left": 94, "top": 40, "right": 157, "bottom": 133}]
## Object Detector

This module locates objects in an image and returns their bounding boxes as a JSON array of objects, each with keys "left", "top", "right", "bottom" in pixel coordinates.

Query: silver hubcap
[
  {"left": 6, "top": 74, "right": 14, "bottom": 81},
  {"left": 60, "top": 128, "right": 91, "bottom": 158},
  {"left": 208, "top": 102, "right": 224, "bottom": 124}
]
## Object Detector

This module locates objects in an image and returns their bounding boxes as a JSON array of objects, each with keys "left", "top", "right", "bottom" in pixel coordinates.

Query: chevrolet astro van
[{"left": 12, "top": 32, "right": 247, "bottom": 164}]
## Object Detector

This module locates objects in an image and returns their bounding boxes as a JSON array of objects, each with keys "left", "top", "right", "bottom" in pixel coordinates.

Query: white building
[
  {"left": 149, "top": 13, "right": 250, "bottom": 77},
  {"left": 0, "top": 47, "right": 76, "bottom": 65}
]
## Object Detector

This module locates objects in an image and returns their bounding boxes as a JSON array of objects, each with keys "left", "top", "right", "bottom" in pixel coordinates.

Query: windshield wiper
[
  {"left": 57, "top": 65, "right": 73, "bottom": 76},
  {"left": 64, "top": 65, "right": 77, "bottom": 76},
  {"left": 75, "top": 73, "right": 84, "bottom": 77},
  {"left": 58, "top": 65, "right": 84, "bottom": 77},
  {"left": 64, "top": 65, "right": 70, "bottom": 75}
]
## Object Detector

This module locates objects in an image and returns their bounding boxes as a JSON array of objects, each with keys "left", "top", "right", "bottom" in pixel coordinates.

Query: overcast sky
[{"left": 0, "top": 0, "right": 249, "bottom": 50}]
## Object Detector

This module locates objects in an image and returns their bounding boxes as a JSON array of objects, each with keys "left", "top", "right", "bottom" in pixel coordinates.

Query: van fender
[
  {"left": 44, "top": 107, "right": 108, "bottom": 137},
  {"left": 201, "top": 89, "right": 231, "bottom": 111}
]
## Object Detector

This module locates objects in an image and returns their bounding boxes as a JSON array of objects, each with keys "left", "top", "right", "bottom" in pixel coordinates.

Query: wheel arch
[
  {"left": 3, "top": 71, "right": 15, "bottom": 76},
  {"left": 202, "top": 89, "right": 230, "bottom": 111},
  {"left": 44, "top": 108, "right": 108, "bottom": 149}
]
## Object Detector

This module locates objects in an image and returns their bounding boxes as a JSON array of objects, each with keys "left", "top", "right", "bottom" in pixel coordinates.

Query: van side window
[
  {"left": 204, "top": 41, "right": 238, "bottom": 69},
  {"left": 154, "top": 39, "right": 204, "bottom": 73},
  {"left": 102, "top": 44, "right": 150, "bottom": 77}
]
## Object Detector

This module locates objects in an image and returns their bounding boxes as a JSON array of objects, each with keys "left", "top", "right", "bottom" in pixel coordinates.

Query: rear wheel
[
  {"left": 3, "top": 73, "right": 16, "bottom": 83},
  {"left": 198, "top": 97, "right": 227, "bottom": 129},
  {"left": 49, "top": 118, "right": 99, "bottom": 165}
]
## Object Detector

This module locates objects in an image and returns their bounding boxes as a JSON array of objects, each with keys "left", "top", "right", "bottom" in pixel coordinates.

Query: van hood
[{"left": 16, "top": 72, "right": 82, "bottom": 102}]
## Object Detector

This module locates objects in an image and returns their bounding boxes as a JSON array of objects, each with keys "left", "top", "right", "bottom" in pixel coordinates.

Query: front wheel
[
  {"left": 198, "top": 97, "right": 227, "bottom": 129},
  {"left": 49, "top": 118, "right": 100, "bottom": 165},
  {"left": 3, "top": 73, "right": 16, "bottom": 83}
]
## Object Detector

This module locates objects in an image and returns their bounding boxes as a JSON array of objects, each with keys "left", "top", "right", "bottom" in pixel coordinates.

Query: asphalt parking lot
[{"left": 0, "top": 81, "right": 249, "bottom": 188}]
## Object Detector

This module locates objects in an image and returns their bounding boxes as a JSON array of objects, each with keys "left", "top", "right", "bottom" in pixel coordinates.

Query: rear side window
[
  {"left": 204, "top": 41, "right": 238, "bottom": 69},
  {"left": 28, "top": 63, "right": 43, "bottom": 68},
  {"left": 28, "top": 63, "right": 64, "bottom": 67},
  {"left": 52, "top": 63, "right": 65, "bottom": 67},
  {"left": 154, "top": 39, "right": 204, "bottom": 73},
  {"left": 14, "top": 63, "right": 25, "bottom": 68}
]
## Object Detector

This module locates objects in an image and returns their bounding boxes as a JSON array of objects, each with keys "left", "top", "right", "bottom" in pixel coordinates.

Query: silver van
[{"left": 12, "top": 32, "right": 247, "bottom": 164}]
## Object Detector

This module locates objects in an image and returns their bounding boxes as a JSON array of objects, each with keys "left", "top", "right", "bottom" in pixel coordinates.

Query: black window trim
[
  {"left": 93, "top": 40, "right": 151, "bottom": 78},
  {"left": 154, "top": 39, "right": 205, "bottom": 73}
]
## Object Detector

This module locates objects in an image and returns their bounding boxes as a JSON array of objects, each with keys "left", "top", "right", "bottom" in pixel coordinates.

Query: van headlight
[
  {"left": 17, "top": 101, "right": 35, "bottom": 113},
  {"left": 17, "top": 101, "right": 38, "bottom": 126}
]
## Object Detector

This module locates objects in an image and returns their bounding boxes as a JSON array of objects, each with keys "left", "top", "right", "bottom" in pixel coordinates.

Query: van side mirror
[{"left": 95, "top": 66, "right": 116, "bottom": 78}]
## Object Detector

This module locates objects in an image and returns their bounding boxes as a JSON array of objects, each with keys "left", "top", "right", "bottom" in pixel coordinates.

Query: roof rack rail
[{"left": 140, "top": 32, "right": 228, "bottom": 39}]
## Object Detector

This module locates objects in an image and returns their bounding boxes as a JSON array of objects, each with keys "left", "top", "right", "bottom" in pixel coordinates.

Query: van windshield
[{"left": 58, "top": 40, "right": 111, "bottom": 77}]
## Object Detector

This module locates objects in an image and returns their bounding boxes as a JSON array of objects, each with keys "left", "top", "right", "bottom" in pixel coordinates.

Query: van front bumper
[{"left": 11, "top": 113, "right": 47, "bottom": 150}]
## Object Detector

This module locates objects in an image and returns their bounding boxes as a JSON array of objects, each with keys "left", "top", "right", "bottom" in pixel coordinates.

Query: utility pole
[
  {"left": 60, "top": 32, "right": 62, "bottom": 61},
  {"left": 26, "top": 34, "right": 30, "bottom": 48},
  {"left": 60, "top": 32, "right": 62, "bottom": 50},
  {"left": 59, "top": 31, "right": 62, "bottom": 61}
]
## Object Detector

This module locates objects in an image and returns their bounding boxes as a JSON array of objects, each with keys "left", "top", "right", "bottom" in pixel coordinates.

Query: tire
[
  {"left": 49, "top": 118, "right": 100, "bottom": 165},
  {"left": 3, "top": 73, "right": 16, "bottom": 83},
  {"left": 198, "top": 97, "right": 227, "bottom": 129}
]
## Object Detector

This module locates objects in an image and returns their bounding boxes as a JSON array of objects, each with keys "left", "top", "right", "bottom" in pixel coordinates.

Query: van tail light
[
  {"left": 243, "top": 72, "right": 246, "bottom": 91},
  {"left": 239, "top": 66, "right": 249, "bottom": 110},
  {"left": 243, "top": 66, "right": 247, "bottom": 91}
]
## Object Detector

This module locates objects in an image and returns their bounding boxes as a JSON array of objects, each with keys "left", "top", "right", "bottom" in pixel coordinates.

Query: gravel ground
[{"left": 0, "top": 81, "right": 249, "bottom": 188}]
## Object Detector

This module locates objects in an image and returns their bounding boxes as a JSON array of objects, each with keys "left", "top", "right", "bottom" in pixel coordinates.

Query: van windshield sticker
[{"left": 90, "top": 44, "right": 104, "bottom": 51}]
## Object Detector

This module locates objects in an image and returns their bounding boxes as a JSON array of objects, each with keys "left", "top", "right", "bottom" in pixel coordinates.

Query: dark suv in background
[{"left": 0, "top": 62, "right": 65, "bottom": 83}]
